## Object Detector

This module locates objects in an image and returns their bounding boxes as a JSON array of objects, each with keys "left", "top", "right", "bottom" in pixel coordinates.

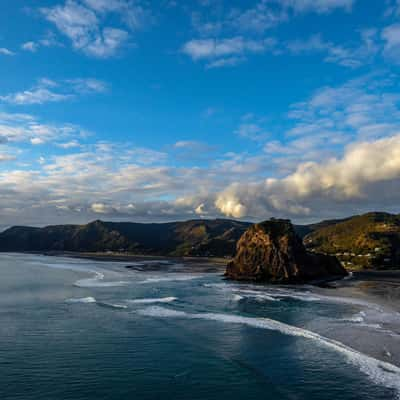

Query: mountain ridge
[
  {"left": 1, "top": 212, "right": 399, "bottom": 269},
  {"left": 0, "top": 218, "right": 251, "bottom": 257}
]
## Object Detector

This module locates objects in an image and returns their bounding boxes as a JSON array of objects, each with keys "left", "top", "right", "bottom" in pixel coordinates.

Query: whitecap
[
  {"left": 232, "top": 288, "right": 319, "bottom": 302},
  {"left": 96, "top": 302, "right": 128, "bottom": 310},
  {"left": 65, "top": 297, "right": 96, "bottom": 304},
  {"left": 343, "top": 271, "right": 354, "bottom": 280},
  {"left": 74, "top": 272, "right": 128, "bottom": 288},
  {"left": 126, "top": 297, "right": 177, "bottom": 304},
  {"left": 138, "top": 275, "right": 204, "bottom": 284},
  {"left": 137, "top": 306, "right": 400, "bottom": 397}
]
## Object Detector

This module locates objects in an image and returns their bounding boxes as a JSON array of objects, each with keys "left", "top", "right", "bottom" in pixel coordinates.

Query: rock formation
[{"left": 225, "top": 219, "right": 347, "bottom": 283}]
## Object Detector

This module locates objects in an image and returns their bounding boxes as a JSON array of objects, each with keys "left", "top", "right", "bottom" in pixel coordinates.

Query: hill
[
  {"left": 1, "top": 212, "right": 400, "bottom": 269},
  {"left": 226, "top": 219, "right": 346, "bottom": 283},
  {"left": 304, "top": 212, "right": 400, "bottom": 270},
  {"left": 0, "top": 219, "right": 251, "bottom": 258}
]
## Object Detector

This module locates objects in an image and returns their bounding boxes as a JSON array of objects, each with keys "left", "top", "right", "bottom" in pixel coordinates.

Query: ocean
[{"left": 0, "top": 253, "right": 400, "bottom": 400}]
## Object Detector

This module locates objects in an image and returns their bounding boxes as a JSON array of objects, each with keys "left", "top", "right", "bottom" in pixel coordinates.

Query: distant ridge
[
  {"left": 0, "top": 212, "right": 399, "bottom": 269},
  {"left": 0, "top": 219, "right": 251, "bottom": 257}
]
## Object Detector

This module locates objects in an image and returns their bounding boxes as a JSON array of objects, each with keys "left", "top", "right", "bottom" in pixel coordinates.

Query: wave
[
  {"left": 65, "top": 297, "right": 96, "bottom": 304},
  {"left": 137, "top": 306, "right": 400, "bottom": 397},
  {"left": 65, "top": 297, "right": 128, "bottom": 310},
  {"left": 126, "top": 297, "right": 177, "bottom": 304},
  {"left": 343, "top": 271, "right": 354, "bottom": 280},
  {"left": 96, "top": 302, "right": 128, "bottom": 310},
  {"left": 74, "top": 272, "right": 128, "bottom": 288},
  {"left": 233, "top": 288, "right": 313, "bottom": 302},
  {"left": 138, "top": 275, "right": 204, "bottom": 284},
  {"left": 204, "top": 283, "right": 383, "bottom": 309}
]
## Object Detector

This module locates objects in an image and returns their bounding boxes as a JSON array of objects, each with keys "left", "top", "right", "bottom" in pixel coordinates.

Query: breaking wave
[
  {"left": 205, "top": 282, "right": 382, "bottom": 309},
  {"left": 65, "top": 297, "right": 96, "bottom": 304},
  {"left": 96, "top": 302, "right": 128, "bottom": 310},
  {"left": 74, "top": 272, "right": 128, "bottom": 288},
  {"left": 138, "top": 274, "right": 204, "bottom": 284},
  {"left": 126, "top": 297, "right": 177, "bottom": 304},
  {"left": 137, "top": 306, "right": 400, "bottom": 398}
]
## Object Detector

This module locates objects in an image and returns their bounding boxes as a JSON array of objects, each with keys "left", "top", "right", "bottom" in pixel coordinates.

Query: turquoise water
[{"left": 0, "top": 253, "right": 400, "bottom": 400}]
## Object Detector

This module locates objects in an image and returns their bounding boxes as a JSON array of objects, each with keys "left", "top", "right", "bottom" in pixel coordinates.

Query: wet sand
[{"left": 331, "top": 270, "right": 400, "bottom": 312}]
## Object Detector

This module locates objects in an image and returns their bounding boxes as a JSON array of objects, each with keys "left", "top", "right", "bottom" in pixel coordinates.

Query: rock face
[{"left": 225, "top": 219, "right": 347, "bottom": 283}]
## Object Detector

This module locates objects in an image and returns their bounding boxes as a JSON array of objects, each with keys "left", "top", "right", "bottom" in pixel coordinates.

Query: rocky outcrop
[{"left": 225, "top": 219, "right": 347, "bottom": 283}]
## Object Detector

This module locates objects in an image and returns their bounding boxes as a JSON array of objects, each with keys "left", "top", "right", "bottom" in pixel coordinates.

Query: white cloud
[
  {"left": 1, "top": 70, "right": 400, "bottom": 225},
  {"left": 182, "top": 37, "right": 276, "bottom": 67},
  {"left": 278, "top": 0, "right": 355, "bottom": 14},
  {"left": 174, "top": 140, "right": 212, "bottom": 150},
  {"left": 41, "top": 0, "right": 150, "bottom": 58},
  {"left": 57, "top": 140, "right": 81, "bottom": 149},
  {"left": 0, "top": 154, "right": 16, "bottom": 162},
  {"left": 286, "top": 31, "right": 379, "bottom": 68},
  {"left": 67, "top": 78, "right": 108, "bottom": 93},
  {"left": 42, "top": 1, "right": 127, "bottom": 57},
  {"left": 90, "top": 202, "right": 111, "bottom": 213},
  {"left": 382, "top": 24, "right": 400, "bottom": 64},
  {"left": 0, "top": 111, "right": 85, "bottom": 145},
  {"left": 173, "top": 140, "right": 216, "bottom": 161},
  {"left": 228, "top": 1, "right": 288, "bottom": 33},
  {"left": 215, "top": 134, "right": 400, "bottom": 220},
  {"left": 1, "top": 88, "right": 72, "bottom": 105},
  {"left": 235, "top": 123, "right": 269, "bottom": 141},
  {"left": 0, "top": 48, "right": 15, "bottom": 56},
  {"left": 21, "top": 42, "right": 39, "bottom": 52},
  {"left": 30, "top": 137, "right": 46, "bottom": 145},
  {"left": 84, "top": 27, "right": 129, "bottom": 58},
  {"left": 0, "top": 77, "right": 108, "bottom": 105},
  {"left": 192, "top": 0, "right": 356, "bottom": 37}
]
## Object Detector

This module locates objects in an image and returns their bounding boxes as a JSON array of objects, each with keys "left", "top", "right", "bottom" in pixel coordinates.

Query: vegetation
[
  {"left": 1, "top": 212, "right": 400, "bottom": 270},
  {"left": 0, "top": 219, "right": 251, "bottom": 258},
  {"left": 304, "top": 212, "right": 400, "bottom": 270}
]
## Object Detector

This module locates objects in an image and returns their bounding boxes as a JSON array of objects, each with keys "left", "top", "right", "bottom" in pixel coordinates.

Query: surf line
[{"left": 137, "top": 306, "right": 400, "bottom": 397}]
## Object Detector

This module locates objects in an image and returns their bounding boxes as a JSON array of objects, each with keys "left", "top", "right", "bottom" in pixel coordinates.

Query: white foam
[
  {"left": 65, "top": 297, "right": 96, "bottom": 304},
  {"left": 138, "top": 274, "right": 204, "bottom": 284},
  {"left": 97, "top": 302, "right": 128, "bottom": 309},
  {"left": 206, "top": 283, "right": 383, "bottom": 310},
  {"left": 232, "top": 294, "right": 244, "bottom": 301},
  {"left": 126, "top": 297, "right": 177, "bottom": 304},
  {"left": 232, "top": 288, "right": 320, "bottom": 302},
  {"left": 343, "top": 271, "right": 354, "bottom": 280},
  {"left": 137, "top": 306, "right": 400, "bottom": 397},
  {"left": 74, "top": 272, "right": 128, "bottom": 288}
]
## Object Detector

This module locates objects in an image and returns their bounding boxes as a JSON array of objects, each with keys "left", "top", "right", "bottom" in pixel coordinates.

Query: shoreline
[
  {"left": 7, "top": 250, "right": 400, "bottom": 312},
  {"left": 324, "top": 270, "right": 400, "bottom": 313},
  {"left": 40, "top": 250, "right": 229, "bottom": 265}
]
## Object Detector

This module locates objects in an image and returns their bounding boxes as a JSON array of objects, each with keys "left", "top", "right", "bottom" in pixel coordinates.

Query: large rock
[{"left": 225, "top": 219, "right": 347, "bottom": 283}]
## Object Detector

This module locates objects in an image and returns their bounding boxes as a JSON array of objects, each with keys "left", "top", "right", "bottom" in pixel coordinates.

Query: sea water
[{"left": 0, "top": 253, "right": 400, "bottom": 400}]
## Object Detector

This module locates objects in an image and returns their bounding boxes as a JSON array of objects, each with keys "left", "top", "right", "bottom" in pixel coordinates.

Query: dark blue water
[{"left": 0, "top": 253, "right": 399, "bottom": 400}]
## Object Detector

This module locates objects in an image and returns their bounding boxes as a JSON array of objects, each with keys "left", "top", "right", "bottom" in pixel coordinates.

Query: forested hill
[
  {"left": 303, "top": 212, "right": 400, "bottom": 269},
  {"left": 0, "top": 219, "right": 251, "bottom": 257}
]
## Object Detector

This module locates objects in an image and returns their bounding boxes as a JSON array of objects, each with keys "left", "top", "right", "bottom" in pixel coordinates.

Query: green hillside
[
  {"left": 304, "top": 212, "right": 400, "bottom": 270},
  {"left": 0, "top": 219, "right": 251, "bottom": 258}
]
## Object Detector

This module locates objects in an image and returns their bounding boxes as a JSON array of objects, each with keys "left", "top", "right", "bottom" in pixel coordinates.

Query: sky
[{"left": 0, "top": 0, "right": 400, "bottom": 227}]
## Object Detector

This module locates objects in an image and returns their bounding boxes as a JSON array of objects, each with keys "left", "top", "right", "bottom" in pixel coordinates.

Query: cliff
[{"left": 225, "top": 219, "right": 347, "bottom": 283}]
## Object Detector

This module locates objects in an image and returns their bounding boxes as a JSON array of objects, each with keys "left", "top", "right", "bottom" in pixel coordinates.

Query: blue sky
[{"left": 1, "top": 0, "right": 400, "bottom": 227}]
